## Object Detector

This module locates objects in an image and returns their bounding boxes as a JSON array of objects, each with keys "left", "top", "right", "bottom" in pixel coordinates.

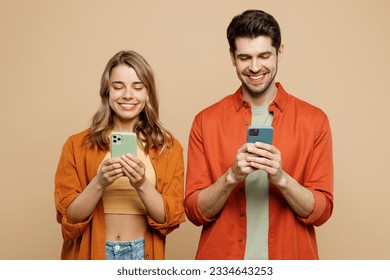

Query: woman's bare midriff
[{"left": 105, "top": 214, "right": 146, "bottom": 241}]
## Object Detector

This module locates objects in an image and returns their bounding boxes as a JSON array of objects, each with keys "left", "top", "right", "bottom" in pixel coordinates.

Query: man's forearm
[
  {"left": 274, "top": 171, "right": 314, "bottom": 218},
  {"left": 198, "top": 168, "right": 239, "bottom": 219}
]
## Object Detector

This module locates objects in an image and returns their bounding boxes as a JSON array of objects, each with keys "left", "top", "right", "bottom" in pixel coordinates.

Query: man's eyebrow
[
  {"left": 237, "top": 53, "right": 250, "bottom": 57},
  {"left": 258, "top": 51, "right": 273, "bottom": 56},
  {"left": 237, "top": 51, "right": 273, "bottom": 57}
]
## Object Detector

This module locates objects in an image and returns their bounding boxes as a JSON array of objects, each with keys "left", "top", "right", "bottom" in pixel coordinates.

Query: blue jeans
[{"left": 106, "top": 237, "right": 145, "bottom": 260}]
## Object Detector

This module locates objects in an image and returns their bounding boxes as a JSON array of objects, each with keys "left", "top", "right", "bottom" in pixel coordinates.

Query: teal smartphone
[
  {"left": 246, "top": 126, "right": 274, "bottom": 144},
  {"left": 110, "top": 132, "right": 137, "bottom": 158}
]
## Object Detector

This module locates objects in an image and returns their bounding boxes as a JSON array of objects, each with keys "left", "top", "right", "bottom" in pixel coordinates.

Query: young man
[{"left": 184, "top": 10, "right": 334, "bottom": 259}]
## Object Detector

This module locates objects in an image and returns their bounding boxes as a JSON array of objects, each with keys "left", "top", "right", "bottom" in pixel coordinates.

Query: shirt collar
[
  {"left": 271, "top": 82, "right": 289, "bottom": 113},
  {"left": 232, "top": 87, "right": 250, "bottom": 112},
  {"left": 232, "top": 82, "right": 290, "bottom": 113}
]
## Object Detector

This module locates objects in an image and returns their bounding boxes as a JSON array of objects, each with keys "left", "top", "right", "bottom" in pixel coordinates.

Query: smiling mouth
[
  {"left": 247, "top": 73, "right": 266, "bottom": 83},
  {"left": 119, "top": 103, "right": 137, "bottom": 109}
]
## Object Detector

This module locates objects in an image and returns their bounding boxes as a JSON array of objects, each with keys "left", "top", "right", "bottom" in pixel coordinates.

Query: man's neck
[{"left": 242, "top": 83, "right": 278, "bottom": 107}]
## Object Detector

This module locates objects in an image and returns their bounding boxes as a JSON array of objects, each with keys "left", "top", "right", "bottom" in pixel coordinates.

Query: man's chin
[{"left": 243, "top": 84, "right": 267, "bottom": 96}]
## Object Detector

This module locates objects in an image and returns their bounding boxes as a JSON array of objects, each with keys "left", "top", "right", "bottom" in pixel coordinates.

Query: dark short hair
[{"left": 227, "top": 10, "right": 282, "bottom": 53}]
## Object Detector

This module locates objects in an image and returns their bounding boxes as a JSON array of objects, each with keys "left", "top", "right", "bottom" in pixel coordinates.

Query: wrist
[
  {"left": 224, "top": 168, "right": 239, "bottom": 187},
  {"left": 133, "top": 178, "right": 149, "bottom": 193},
  {"left": 272, "top": 171, "right": 290, "bottom": 189},
  {"left": 90, "top": 177, "right": 106, "bottom": 193}
]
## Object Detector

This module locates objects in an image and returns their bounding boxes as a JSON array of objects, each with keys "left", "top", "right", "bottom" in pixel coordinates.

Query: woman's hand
[
  {"left": 95, "top": 158, "right": 124, "bottom": 190},
  {"left": 120, "top": 153, "right": 166, "bottom": 223},
  {"left": 119, "top": 154, "right": 146, "bottom": 189},
  {"left": 66, "top": 157, "right": 123, "bottom": 224}
]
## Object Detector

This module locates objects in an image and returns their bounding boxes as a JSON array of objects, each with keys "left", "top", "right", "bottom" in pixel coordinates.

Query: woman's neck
[{"left": 113, "top": 119, "right": 136, "bottom": 132}]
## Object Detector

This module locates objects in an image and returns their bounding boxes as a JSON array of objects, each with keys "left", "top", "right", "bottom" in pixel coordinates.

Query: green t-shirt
[{"left": 244, "top": 105, "right": 273, "bottom": 260}]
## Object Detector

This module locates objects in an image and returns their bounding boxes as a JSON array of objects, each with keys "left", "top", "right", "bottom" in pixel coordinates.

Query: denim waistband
[
  {"left": 105, "top": 237, "right": 145, "bottom": 260},
  {"left": 106, "top": 237, "right": 144, "bottom": 248}
]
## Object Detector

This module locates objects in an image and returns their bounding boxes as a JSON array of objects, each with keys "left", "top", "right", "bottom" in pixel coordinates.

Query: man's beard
[{"left": 242, "top": 66, "right": 277, "bottom": 97}]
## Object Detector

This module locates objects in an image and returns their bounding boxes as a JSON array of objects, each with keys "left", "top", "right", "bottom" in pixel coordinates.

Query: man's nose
[{"left": 249, "top": 59, "right": 261, "bottom": 73}]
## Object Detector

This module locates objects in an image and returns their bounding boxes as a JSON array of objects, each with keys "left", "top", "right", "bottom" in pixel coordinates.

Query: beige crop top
[{"left": 102, "top": 145, "right": 156, "bottom": 215}]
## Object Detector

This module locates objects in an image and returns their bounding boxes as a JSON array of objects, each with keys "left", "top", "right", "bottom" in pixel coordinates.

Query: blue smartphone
[
  {"left": 246, "top": 126, "right": 274, "bottom": 144},
  {"left": 110, "top": 132, "right": 137, "bottom": 158}
]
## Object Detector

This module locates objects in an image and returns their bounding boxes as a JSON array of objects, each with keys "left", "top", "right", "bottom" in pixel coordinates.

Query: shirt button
[
  {"left": 240, "top": 211, "right": 245, "bottom": 217},
  {"left": 244, "top": 102, "right": 248, "bottom": 107},
  {"left": 158, "top": 178, "right": 162, "bottom": 183},
  {"left": 244, "top": 121, "right": 249, "bottom": 125},
  {"left": 145, "top": 254, "right": 149, "bottom": 259},
  {"left": 239, "top": 237, "right": 243, "bottom": 242}
]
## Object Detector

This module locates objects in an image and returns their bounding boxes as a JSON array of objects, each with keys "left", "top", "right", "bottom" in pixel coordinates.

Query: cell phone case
[
  {"left": 110, "top": 132, "right": 137, "bottom": 158},
  {"left": 246, "top": 126, "right": 274, "bottom": 144}
]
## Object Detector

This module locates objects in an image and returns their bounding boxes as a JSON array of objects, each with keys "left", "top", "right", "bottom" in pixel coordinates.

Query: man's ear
[
  {"left": 277, "top": 44, "right": 284, "bottom": 63},
  {"left": 229, "top": 48, "right": 236, "bottom": 66}
]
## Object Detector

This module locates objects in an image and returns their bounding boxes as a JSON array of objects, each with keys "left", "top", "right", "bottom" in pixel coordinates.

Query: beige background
[{"left": 0, "top": 0, "right": 389, "bottom": 260}]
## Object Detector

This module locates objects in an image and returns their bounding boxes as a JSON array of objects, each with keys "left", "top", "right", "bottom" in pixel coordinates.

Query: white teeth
[
  {"left": 250, "top": 75, "right": 263, "bottom": 80},
  {"left": 121, "top": 103, "right": 135, "bottom": 109}
]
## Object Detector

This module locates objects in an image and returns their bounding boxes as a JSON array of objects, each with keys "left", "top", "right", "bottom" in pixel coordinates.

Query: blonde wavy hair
[{"left": 84, "top": 50, "right": 173, "bottom": 155}]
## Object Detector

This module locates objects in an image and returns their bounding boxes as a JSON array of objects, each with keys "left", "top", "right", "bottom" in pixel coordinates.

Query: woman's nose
[{"left": 122, "top": 86, "right": 134, "bottom": 99}]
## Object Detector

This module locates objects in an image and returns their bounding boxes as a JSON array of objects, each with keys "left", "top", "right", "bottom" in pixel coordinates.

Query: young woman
[{"left": 54, "top": 50, "right": 185, "bottom": 260}]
